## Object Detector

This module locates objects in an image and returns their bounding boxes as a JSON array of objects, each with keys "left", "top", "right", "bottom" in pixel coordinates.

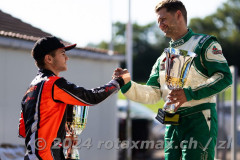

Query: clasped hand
[
  {"left": 112, "top": 68, "right": 131, "bottom": 85},
  {"left": 112, "top": 68, "right": 187, "bottom": 111}
]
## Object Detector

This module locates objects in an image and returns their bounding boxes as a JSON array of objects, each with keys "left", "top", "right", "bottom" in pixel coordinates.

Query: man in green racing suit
[{"left": 113, "top": 0, "right": 232, "bottom": 159}]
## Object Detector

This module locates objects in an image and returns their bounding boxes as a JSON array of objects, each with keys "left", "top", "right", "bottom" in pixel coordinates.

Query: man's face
[
  {"left": 156, "top": 8, "right": 178, "bottom": 38},
  {"left": 51, "top": 48, "right": 69, "bottom": 72}
]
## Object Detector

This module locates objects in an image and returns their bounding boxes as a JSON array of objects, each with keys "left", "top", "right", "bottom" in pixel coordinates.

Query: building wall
[{"left": 0, "top": 47, "right": 120, "bottom": 160}]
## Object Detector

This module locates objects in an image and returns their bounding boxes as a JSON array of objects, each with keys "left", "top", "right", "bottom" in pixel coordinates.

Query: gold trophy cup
[
  {"left": 65, "top": 105, "right": 89, "bottom": 160},
  {"left": 156, "top": 48, "right": 197, "bottom": 124}
]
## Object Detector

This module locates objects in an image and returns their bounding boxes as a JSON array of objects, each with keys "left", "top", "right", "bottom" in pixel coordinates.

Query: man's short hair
[{"left": 155, "top": 0, "right": 187, "bottom": 24}]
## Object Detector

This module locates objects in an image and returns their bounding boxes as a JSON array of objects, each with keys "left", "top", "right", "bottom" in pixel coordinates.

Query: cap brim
[{"left": 64, "top": 44, "right": 76, "bottom": 51}]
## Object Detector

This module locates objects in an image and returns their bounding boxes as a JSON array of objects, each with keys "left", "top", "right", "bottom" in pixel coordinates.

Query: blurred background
[{"left": 0, "top": 0, "right": 240, "bottom": 159}]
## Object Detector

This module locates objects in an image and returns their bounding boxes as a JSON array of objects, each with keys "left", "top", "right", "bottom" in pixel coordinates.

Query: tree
[
  {"left": 91, "top": 0, "right": 240, "bottom": 80},
  {"left": 189, "top": 0, "right": 240, "bottom": 69},
  {"left": 89, "top": 21, "right": 169, "bottom": 81}
]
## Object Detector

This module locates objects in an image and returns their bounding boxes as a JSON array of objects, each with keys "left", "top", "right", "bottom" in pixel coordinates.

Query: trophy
[
  {"left": 65, "top": 105, "right": 89, "bottom": 160},
  {"left": 156, "top": 48, "right": 197, "bottom": 124}
]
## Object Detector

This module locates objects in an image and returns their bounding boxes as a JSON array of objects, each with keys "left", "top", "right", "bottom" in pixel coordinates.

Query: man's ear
[
  {"left": 176, "top": 10, "right": 182, "bottom": 20},
  {"left": 44, "top": 54, "right": 53, "bottom": 65}
]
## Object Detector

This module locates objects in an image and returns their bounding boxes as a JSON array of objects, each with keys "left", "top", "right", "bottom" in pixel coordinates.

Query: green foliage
[
  {"left": 89, "top": 21, "right": 169, "bottom": 82},
  {"left": 90, "top": 0, "right": 240, "bottom": 79},
  {"left": 189, "top": 0, "right": 240, "bottom": 70},
  {"left": 223, "top": 85, "right": 240, "bottom": 100},
  {"left": 143, "top": 100, "right": 165, "bottom": 113}
]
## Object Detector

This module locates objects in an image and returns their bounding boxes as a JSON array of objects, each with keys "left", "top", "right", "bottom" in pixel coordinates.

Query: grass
[
  {"left": 118, "top": 83, "right": 240, "bottom": 113},
  {"left": 222, "top": 85, "right": 240, "bottom": 100}
]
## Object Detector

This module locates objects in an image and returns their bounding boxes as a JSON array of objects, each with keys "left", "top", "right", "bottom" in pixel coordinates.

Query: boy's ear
[{"left": 44, "top": 54, "right": 53, "bottom": 64}]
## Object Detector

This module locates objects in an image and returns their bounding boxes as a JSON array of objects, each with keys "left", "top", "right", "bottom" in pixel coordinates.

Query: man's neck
[{"left": 171, "top": 27, "right": 188, "bottom": 41}]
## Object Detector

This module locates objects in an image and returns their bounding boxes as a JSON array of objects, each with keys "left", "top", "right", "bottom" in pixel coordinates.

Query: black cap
[{"left": 32, "top": 36, "right": 76, "bottom": 60}]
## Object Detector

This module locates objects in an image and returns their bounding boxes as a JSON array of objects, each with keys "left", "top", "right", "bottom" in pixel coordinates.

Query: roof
[
  {"left": 0, "top": 10, "right": 51, "bottom": 41},
  {"left": 0, "top": 10, "right": 121, "bottom": 56}
]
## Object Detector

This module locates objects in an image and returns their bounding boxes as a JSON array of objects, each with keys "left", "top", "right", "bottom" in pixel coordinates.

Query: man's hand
[
  {"left": 166, "top": 89, "right": 187, "bottom": 112},
  {"left": 112, "top": 68, "right": 131, "bottom": 85}
]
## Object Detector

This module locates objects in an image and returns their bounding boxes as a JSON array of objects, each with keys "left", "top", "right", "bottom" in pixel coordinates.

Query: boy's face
[{"left": 50, "top": 48, "right": 69, "bottom": 73}]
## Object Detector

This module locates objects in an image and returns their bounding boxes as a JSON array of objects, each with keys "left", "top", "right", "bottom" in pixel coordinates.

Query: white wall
[{"left": 0, "top": 47, "right": 120, "bottom": 160}]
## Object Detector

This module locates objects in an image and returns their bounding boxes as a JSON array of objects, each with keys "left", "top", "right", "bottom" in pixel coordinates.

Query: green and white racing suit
[{"left": 121, "top": 29, "right": 232, "bottom": 160}]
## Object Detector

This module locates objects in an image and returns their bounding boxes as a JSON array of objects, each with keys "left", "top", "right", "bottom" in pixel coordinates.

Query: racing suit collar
[
  {"left": 169, "top": 28, "right": 193, "bottom": 48},
  {"left": 38, "top": 69, "right": 56, "bottom": 76}
]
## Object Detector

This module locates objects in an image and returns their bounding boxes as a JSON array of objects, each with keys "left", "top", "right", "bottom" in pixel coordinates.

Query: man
[
  {"left": 18, "top": 36, "right": 130, "bottom": 160},
  {"left": 114, "top": 0, "right": 232, "bottom": 159}
]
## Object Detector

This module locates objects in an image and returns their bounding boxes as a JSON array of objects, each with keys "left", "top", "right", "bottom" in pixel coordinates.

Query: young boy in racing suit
[{"left": 18, "top": 36, "right": 130, "bottom": 160}]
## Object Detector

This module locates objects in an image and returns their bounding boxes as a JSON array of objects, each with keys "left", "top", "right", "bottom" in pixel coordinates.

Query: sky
[{"left": 1, "top": 0, "right": 227, "bottom": 47}]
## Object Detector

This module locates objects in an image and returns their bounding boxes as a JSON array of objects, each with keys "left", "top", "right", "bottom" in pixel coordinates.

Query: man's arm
[
  {"left": 183, "top": 39, "right": 232, "bottom": 101},
  {"left": 118, "top": 57, "right": 162, "bottom": 104},
  {"left": 121, "top": 81, "right": 162, "bottom": 104},
  {"left": 52, "top": 77, "right": 125, "bottom": 106}
]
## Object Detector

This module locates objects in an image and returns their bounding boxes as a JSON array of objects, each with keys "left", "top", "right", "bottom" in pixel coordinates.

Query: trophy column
[{"left": 65, "top": 105, "right": 89, "bottom": 160}]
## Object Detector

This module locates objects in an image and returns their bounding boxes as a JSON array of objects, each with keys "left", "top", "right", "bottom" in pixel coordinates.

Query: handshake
[{"left": 112, "top": 68, "right": 131, "bottom": 85}]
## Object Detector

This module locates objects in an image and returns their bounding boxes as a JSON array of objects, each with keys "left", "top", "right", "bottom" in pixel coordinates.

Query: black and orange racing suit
[{"left": 18, "top": 69, "right": 124, "bottom": 160}]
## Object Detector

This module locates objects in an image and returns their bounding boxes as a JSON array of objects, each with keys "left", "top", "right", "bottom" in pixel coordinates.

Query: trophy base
[
  {"left": 155, "top": 109, "right": 180, "bottom": 125},
  {"left": 163, "top": 101, "right": 176, "bottom": 114},
  {"left": 65, "top": 148, "right": 80, "bottom": 160},
  {"left": 65, "top": 155, "right": 80, "bottom": 160}
]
